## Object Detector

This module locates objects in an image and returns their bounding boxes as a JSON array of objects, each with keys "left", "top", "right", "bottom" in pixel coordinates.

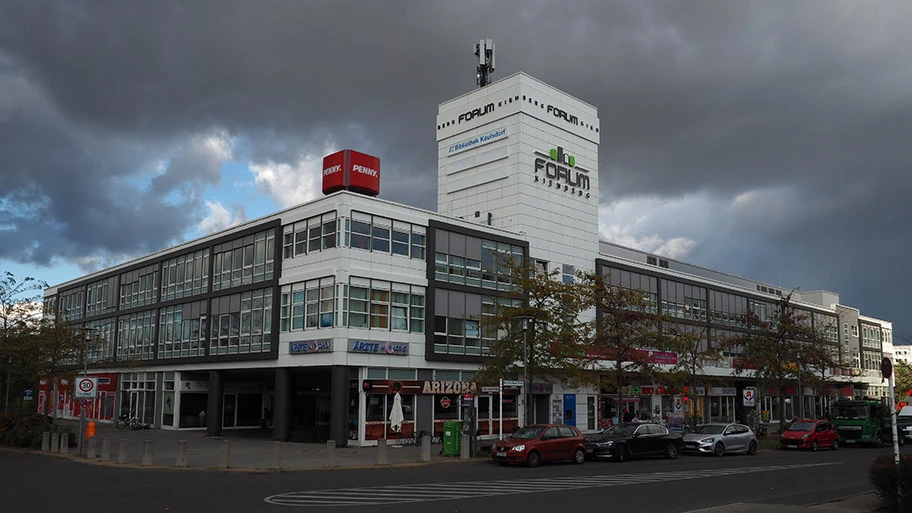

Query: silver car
[{"left": 682, "top": 423, "right": 758, "bottom": 456}]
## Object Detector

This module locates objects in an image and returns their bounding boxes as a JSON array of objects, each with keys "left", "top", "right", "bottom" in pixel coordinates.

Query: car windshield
[
  {"left": 693, "top": 425, "right": 726, "bottom": 434},
  {"left": 788, "top": 422, "right": 816, "bottom": 432},
  {"left": 833, "top": 404, "right": 868, "bottom": 420},
  {"left": 601, "top": 424, "right": 638, "bottom": 436},
  {"left": 510, "top": 426, "right": 545, "bottom": 439}
]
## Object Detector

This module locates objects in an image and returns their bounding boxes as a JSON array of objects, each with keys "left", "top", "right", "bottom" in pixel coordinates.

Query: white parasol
[{"left": 389, "top": 392, "right": 405, "bottom": 434}]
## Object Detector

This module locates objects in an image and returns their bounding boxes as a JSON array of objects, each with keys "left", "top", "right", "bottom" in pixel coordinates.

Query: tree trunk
[{"left": 777, "top": 383, "right": 787, "bottom": 433}]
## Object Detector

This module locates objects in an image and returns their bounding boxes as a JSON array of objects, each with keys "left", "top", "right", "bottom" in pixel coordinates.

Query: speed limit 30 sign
[{"left": 75, "top": 377, "right": 98, "bottom": 399}]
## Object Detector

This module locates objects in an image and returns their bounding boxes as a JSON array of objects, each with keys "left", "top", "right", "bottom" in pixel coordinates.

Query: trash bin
[{"left": 443, "top": 420, "right": 463, "bottom": 456}]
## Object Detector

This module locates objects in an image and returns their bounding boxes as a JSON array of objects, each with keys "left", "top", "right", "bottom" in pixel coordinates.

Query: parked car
[
  {"left": 897, "top": 406, "right": 912, "bottom": 442},
  {"left": 780, "top": 419, "right": 839, "bottom": 451},
  {"left": 492, "top": 424, "right": 587, "bottom": 467},
  {"left": 682, "top": 423, "right": 758, "bottom": 456},
  {"left": 585, "top": 422, "right": 683, "bottom": 462}
]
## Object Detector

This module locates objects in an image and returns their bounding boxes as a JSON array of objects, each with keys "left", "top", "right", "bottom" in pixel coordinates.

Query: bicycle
[{"left": 115, "top": 414, "right": 150, "bottom": 430}]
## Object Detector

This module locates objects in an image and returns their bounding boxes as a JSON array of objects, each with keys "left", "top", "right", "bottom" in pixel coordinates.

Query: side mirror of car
[{"left": 632, "top": 432, "right": 640, "bottom": 438}]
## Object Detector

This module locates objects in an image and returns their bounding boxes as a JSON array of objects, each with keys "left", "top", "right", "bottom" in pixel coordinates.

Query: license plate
[{"left": 496, "top": 451, "right": 506, "bottom": 457}]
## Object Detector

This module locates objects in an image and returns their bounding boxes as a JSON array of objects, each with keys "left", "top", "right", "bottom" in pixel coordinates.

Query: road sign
[
  {"left": 80, "top": 399, "right": 88, "bottom": 409},
  {"left": 743, "top": 387, "right": 757, "bottom": 407},
  {"left": 502, "top": 380, "right": 524, "bottom": 387},
  {"left": 75, "top": 377, "right": 98, "bottom": 399},
  {"left": 23, "top": 389, "right": 33, "bottom": 401},
  {"left": 481, "top": 386, "right": 500, "bottom": 393},
  {"left": 882, "top": 357, "right": 893, "bottom": 379}
]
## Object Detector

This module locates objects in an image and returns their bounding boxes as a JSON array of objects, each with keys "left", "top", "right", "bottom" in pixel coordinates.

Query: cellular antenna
[{"left": 475, "top": 39, "right": 495, "bottom": 87}]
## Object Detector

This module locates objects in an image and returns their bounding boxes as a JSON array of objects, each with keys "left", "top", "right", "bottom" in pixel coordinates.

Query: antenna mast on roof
[{"left": 475, "top": 39, "right": 495, "bottom": 87}]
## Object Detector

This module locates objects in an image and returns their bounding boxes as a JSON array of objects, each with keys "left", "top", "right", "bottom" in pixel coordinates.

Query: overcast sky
[{"left": 1, "top": 1, "right": 910, "bottom": 336}]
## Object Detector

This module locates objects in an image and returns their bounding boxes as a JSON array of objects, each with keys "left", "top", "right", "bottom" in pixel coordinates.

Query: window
[
  {"left": 562, "top": 264, "right": 575, "bottom": 284},
  {"left": 344, "top": 212, "right": 424, "bottom": 258},
  {"left": 662, "top": 280, "right": 707, "bottom": 321},
  {"left": 343, "top": 279, "right": 425, "bottom": 332},
  {"left": 280, "top": 278, "right": 335, "bottom": 332},
  {"left": 602, "top": 266, "right": 659, "bottom": 313},
  {"left": 59, "top": 288, "right": 86, "bottom": 321},
  {"left": 161, "top": 249, "right": 210, "bottom": 301},
  {"left": 852, "top": 325, "right": 859, "bottom": 338},
  {"left": 709, "top": 290, "right": 748, "bottom": 327},
  {"left": 209, "top": 287, "right": 273, "bottom": 355},
  {"left": 438, "top": 236, "right": 524, "bottom": 290},
  {"left": 158, "top": 301, "right": 207, "bottom": 359},
  {"left": 85, "top": 278, "right": 116, "bottom": 317},
  {"left": 211, "top": 228, "right": 275, "bottom": 291},
  {"left": 117, "top": 310, "right": 156, "bottom": 361}
]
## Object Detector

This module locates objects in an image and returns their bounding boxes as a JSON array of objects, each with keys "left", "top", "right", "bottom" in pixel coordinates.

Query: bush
[
  {"left": 0, "top": 414, "right": 73, "bottom": 449},
  {"left": 869, "top": 453, "right": 912, "bottom": 510}
]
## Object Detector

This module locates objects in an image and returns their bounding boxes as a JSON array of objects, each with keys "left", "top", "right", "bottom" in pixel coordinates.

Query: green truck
[{"left": 831, "top": 398, "right": 909, "bottom": 447}]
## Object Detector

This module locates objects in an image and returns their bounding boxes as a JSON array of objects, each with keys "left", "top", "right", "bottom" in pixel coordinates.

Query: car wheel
[
  {"left": 526, "top": 450, "right": 541, "bottom": 468},
  {"left": 811, "top": 440, "right": 818, "bottom": 452},
  {"left": 747, "top": 441, "right": 758, "bottom": 455},
  {"left": 573, "top": 448, "right": 585, "bottom": 464},
  {"left": 831, "top": 439, "right": 839, "bottom": 451},
  {"left": 614, "top": 444, "right": 627, "bottom": 463},
  {"left": 714, "top": 442, "right": 725, "bottom": 457},
  {"left": 664, "top": 442, "right": 679, "bottom": 459}
]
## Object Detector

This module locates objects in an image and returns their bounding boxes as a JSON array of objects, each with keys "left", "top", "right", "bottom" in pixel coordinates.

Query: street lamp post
[{"left": 517, "top": 316, "right": 534, "bottom": 426}]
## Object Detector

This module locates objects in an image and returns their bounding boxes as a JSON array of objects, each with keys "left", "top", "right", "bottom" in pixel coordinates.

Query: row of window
[
  {"left": 210, "top": 288, "right": 273, "bottom": 356},
  {"left": 280, "top": 277, "right": 336, "bottom": 331},
  {"left": 283, "top": 212, "right": 338, "bottom": 258},
  {"left": 120, "top": 270, "right": 159, "bottom": 310},
  {"left": 347, "top": 213, "right": 426, "bottom": 259},
  {"left": 344, "top": 281, "right": 426, "bottom": 332},
  {"left": 85, "top": 278, "right": 116, "bottom": 317},
  {"left": 158, "top": 302, "right": 207, "bottom": 359},
  {"left": 435, "top": 240, "right": 524, "bottom": 290}
]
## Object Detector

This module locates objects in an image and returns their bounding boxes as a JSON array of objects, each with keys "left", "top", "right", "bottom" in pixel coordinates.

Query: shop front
[{"left": 37, "top": 374, "right": 118, "bottom": 423}]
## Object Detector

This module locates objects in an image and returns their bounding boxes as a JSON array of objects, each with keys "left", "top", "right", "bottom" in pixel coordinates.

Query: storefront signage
[
  {"left": 440, "top": 396, "right": 452, "bottom": 408},
  {"left": 546, "top": 104, "right": 579, "bottom": 126},
  {"left": 421, "top": 380, "right": 474, "bottom": 394},
  {"left": 587, "top": 348, "right": 678, "bottom": 365},
  {"left": 533, "top": 147, "right": 591, "bottom": 199},
  {"left": 447, "top": 127, "right": 507, "bottom": 156},
  {"left": 348, "top": 340, "right": 409, "bottom": 355},
  {"left": 457, "top": 102, "right": 495, "bottom": 124},
  {"left": 743, "top": 387, "right": 757, "bottom": 407},
  {"left": 181, "top": 381, "right": 209, "bottom": 392},
  {"left": 710, "top": 387, "right": 737, "bottom": 397},
  {"left": 289, "top": 339, "right": 332, "bottom": 354}
]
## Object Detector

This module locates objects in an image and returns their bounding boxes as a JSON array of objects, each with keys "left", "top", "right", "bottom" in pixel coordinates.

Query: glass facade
[
  {"left": 212, "top": 228, "right": 275, "bottom": 291},
  {"left": 117, "top": 310, "right": 156, "bottom": 361},
  {"left": 209, "top": 287, "right": 273, "bottom": 355},
  {"left": 158, "top": 300, "right": 208, "bottom": 359},
  {"left": 161, "top": 249, "right": 210, "bottom": 301},
  {"left": 343, "top": 212, "right": 426, "bottom": 259},
  {"left": 342, "top": 279, "right": 425, "bottom": 332},
  {"left": 280, "top": 277, "right": 336, "bottom": 331}
]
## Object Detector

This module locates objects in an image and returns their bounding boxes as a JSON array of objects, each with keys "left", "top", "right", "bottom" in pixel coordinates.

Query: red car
[
  {"left": 780, "top": 419, "right": 839, "bottom": 451},
  {"left": 492, "top": 424, "right": 587, "bottom": 467}
]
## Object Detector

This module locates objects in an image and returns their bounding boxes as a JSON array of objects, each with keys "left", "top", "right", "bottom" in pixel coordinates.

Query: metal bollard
[
  {"left": 420, "top": 435, "right": 431, "bottom": 462},
  {"left": 176, "top": 440, "right": 187, "bottom": 468},
  {"left": 50, "top": 432, "right": 60, "bottom": 453},
  {"left": 118, "top": 439, "right": 128, "bottom": 464},
  {"left": 60, "top": 433, "right": 69, "bottom": 454},
  {"left": 101, "top": 438, "right": 111, "bottom": 462},
  {"left": 42, "top": 432, "right": 50, "bottom": 452},
  {"left": 272, "top": 441, "right": 283, "bottom": 469},
  {"left": 326, "top": 440, "right": 336, "bottom": 467},
  {"left": 141, "top": 440, "right": 153, "bottom": 466},
  {"left": 219, "top": 440, "right": 230, "bottom": 469},
  {"left": 377, "top": 438, "right": 388, "bottom": 466},
  {"left": 461, "top": 434, "right": 470, "bottom": 460},
  {"left": 87, "top": 436, "right": 97, "bottom": 459}
]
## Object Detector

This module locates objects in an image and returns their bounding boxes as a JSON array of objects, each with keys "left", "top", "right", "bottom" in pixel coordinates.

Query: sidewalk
[
  {"left": 46, "top": 420, "right": 477, "bottom": 471},
  {"left": 681, "top": 492, "right": 890, "bottom": 513}
]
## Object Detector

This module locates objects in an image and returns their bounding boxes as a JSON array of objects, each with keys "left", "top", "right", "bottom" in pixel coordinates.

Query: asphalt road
[{"left": 0, "top": 444, "right": 893, "bottom": 513}]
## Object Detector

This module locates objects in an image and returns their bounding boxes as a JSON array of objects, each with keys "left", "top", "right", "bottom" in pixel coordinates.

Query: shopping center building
[{"left": 42, "top": 72, "right": 893, "bottom": 446}]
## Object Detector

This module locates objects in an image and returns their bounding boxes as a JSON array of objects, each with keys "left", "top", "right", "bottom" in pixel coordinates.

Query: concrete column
[
  {"left": 326, "top": 440, "right": 336, "bottom": 467},
  {"left": 141, "top": 440, "right": 153, "bottom": 466},
  {"left": 87, "top": 436, "right": 97, "bottom": 459},
  {"left": 219, "top": 439, "right": 230, "bottom": 469},
  {"left": 377, "top": 439, "right": 388, "bottom": 465},
  {"left": 176, "top": 440, "right": 187, "bottom": 468},
  {"left": 272, "top": 441, "right": 283, "bottom": 470},
  {"left": 330, "top": 365, "right": 349, "bottom": 448},
  {"left": 420, "top": 435, "right": 431, "bottom": 462},
  {"left": 273, "top": 368, "right": 293, "bottom": 442},
  {"left": 207, "top": 370, "right": 224, "bottom": 437},
  {"left": 101, "top": 438, "right": 111, "bottom": 461},
  {"left": 59, "top": 433, "right": 69, "bottom": 454},
  {"left": 41, "top": 432, "right": 50, "bottom": 451},
  {"left": 461, "top": 434, "right": 470, "bottom": 459},
  {"left": 50, "top": 432, "right": 60, "bottom": 453},
  {"left": 118, "top": 439, "right": 128, "bottom": 463}
]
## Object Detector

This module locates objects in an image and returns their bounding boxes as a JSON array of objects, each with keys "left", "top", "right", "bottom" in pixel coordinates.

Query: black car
[{"left": 585, "top": 422, "right": 683, "bottom": 462}]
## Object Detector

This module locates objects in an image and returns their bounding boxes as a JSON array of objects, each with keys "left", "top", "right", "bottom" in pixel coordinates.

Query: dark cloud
[{"left": 1, "top": 1, "right": 911, "bottom": 329}]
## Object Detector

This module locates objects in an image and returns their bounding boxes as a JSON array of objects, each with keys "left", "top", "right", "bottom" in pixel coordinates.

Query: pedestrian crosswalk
[{"left": 264, "top": 462, "right": 841, "bottom": 507}]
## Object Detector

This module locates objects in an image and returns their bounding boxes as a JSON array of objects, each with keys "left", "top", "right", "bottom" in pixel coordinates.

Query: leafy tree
[
  {"left": 0, "top": 272, "right": 46, "bottom": 414},
  {"left": 721, "top": 293, "right": 842, "bottom": 428},
  {"left": 580, "top": 271, "right": 666, "bottom": 424},
  {"left": 474, "top": 258, "right": 591, "bottom": 424},
  {"left": 662, "top": 322, "right": 722, "bottom": 430},
  {"left": 895, "top": 361, "right": 912, "bottom": 402}
]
